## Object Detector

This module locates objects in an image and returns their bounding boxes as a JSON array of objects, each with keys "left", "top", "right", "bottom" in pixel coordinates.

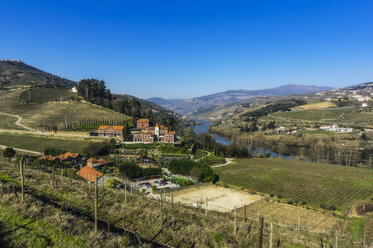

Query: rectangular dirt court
[{"left": 168, "top": 185, "right": 262, "bottom": 212}]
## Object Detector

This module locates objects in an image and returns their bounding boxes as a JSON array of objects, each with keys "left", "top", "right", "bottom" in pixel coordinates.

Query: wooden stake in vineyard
[
  {"left": 269, "top": 215, "right": 273, "bottom": 248},
  {"left": 19, "top": 160, "right": 24, "bottom": 202},
  {"left": 94, "top": 174, "right": 98, "bottom": 234},
  {"left": 234, "top": 206, "right": 237, "bottom": 236},
  {"left": 258, "top": 216, "right": 264, "bottom": 248}
]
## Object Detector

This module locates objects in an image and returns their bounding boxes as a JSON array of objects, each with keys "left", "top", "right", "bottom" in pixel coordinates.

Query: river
[{"left": 193, "top": 120, "right": 297, "bottom": 159}]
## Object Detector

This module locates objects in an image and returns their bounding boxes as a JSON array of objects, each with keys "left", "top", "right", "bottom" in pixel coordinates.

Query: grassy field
[
  {"left": 272, "top": 107, "right": 373, "bottom": 127},
  {"left": 0, "top": 162, "right": 361, "bottom": 247},
  {"left": 19, "top": 87, "right": 77, "bottom": 103},
  {"left": 0, "top": 203, "right": 87, "bottom": 247},
  {"left": 0, "top": 115, "right": 25, "bottom": 130},
  {"left": 214, "top": 158, "right": 373, "bottom": 210},
  {"left": 0, "top": 89, "right": 131, "bottom": 130},
  {"left": 292, "top": 101, "right": 336, "bottom": 110},
  {"left": 0, "top": 133, "right": 96, "bottom": 153}
]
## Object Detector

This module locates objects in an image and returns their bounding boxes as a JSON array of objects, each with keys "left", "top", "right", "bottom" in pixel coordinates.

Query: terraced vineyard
[{"left": 215, "top": 158, "right": 373, "bottom": 210}]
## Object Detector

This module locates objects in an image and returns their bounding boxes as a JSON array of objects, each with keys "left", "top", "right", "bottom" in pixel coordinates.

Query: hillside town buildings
[{"left": 131, "top": 118, "right": 177, "bottom": 144}]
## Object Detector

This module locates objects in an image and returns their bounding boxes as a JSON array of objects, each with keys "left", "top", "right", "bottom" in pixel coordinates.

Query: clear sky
[{"left": 1, "top": 0, "right": 372, "bottom": 99}]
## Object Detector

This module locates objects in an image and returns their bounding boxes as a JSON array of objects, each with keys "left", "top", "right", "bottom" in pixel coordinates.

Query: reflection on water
[
  {"left": 193, "top": 120, "right": 231, "bottom": 146},
  {"left": 193, "top": 119, "right": 306, "bottom": 160}
]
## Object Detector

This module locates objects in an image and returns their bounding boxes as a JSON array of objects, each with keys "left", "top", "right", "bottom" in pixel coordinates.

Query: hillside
[
  {"left": 0, "top": 61, "right": 192, "bottom": 135},
  {"left": 148, "top": 84, "right": 333, "bottom": 116},
  {"left": 0, "top": 59, "right": 76, "bottom": 88}
]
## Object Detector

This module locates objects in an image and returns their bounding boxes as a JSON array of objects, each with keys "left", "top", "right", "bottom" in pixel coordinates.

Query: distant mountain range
[
  {"left": 147, "top": 97, "right": 185, "bottom": 106},
  {"left": 0, "top": 59, "right": 76, "bottom": 88},
  {"left": 148, "top": 84, "right": 334, "bottom": 115}
]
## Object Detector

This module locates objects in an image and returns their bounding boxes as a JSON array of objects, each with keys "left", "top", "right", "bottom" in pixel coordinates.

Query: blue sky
[{"left": 1, "top": 0, "right": 372, "bottom": 98}]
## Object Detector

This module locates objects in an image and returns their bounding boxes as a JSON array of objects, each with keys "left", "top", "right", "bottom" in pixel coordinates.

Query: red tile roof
[
  {"left": 76, "top": 165, "right": 103, "bottom": 183},
  {"left": 137, "top": 119, "right": 149, "bottom": 123},
  {"left": 57, "top": 152, "right": 80, "bottom": 161},
  {"left": 112, "top": 126, "right": 124, "bottom": 130},
  {"left": 38, "top": 155, "right": 57, "bottom": 161},
  {"left": 98, "top": 125, "right": 110, "bottom": 130}
]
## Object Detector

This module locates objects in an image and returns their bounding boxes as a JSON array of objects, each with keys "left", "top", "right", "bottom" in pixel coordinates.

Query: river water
[{"left": 193, "top": 120, "right": 296, "bottom": 159}]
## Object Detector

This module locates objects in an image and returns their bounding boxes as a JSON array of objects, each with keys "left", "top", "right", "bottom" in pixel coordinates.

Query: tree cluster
[
  {"left": 198, "top": 133, "right": 250, "bottom": 158},
  {"left": 77, "top": 79, "right": 113, "bottom": 109},
  {"left": 241, "top": 99, "right": 306, "bottom": 119},
  {"left": 167, "top": 159, "right": 215, "bottom": 182},
  {"left": 118, "top": 160, "right": 161, "bottom": 179}
]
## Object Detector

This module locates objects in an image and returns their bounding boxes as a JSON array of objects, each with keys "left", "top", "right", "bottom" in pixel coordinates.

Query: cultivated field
[
  {"left": 169, "top": 184, "right": 262, "bottom": 212},
  {"left": 0, "top": 161, "right": 362, "bottom": 247},
  {"left": 272, "top": 107, "right": 373, "bottom": 127},
  {"left": 292, "top": 101, "right": 336, "bottom": 110},
  {"left": 0, "top": 89, "right": 130, "bottom": 130},
  {"left": 0, "top": 115, "right": 25, "bottom": 130},
  {"left": 0, "top": 133, "right": 96, "bottom": 153},
  {"left": 214, "top": 158, "right": 373, "bottom": 210}
]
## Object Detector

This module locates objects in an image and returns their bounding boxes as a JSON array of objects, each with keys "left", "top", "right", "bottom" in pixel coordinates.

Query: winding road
[
  {"left": 211, "top": 158, "right": 233, "bottom": 168},
  {"left": 0, "top": 112, "right": 34, "bottom": 131}
]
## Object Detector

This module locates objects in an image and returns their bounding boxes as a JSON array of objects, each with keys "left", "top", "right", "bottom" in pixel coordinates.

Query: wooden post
[
  {"left": 334, "top": 230, "right": 339, "bottom": 248},
  {"left": 269, "top": 215, "right": 273, "bottom": 248},
  {"left": 258, "top": 216, "right": 264, "bottom": 248},
  {"left": 363, "top": 225, "right": 366, "bottom": 247},
  {"left": 234, "top": 206, "right": 237, "bottom": 236},
  {"left": 124, "top": 183, "right": 127, "bottom": 203},
  {"left": 320, "top": 237, "right": 324, "bottom": 248},
  {"left": 171, "top": 192, "right": 174, "bottom": 211},
  {"left": 160, "top": 190, "right": 163, "bottom": 226},
  {"left": 89, "top": 173, "right": 91, "bottom": 197},
  {"left": 52, "top": 165, "right": 56, "bottom": 188},
  {"left": 244, "top": 204, "right": 247, "bottom": 222},
  {"left": 298, "top": 215, "right": 301, "bottom": 243},
  {"left": 258, "top": 208, "right": 260, "bottom": 226},
  {"left": 20, "top": 160, "right": 24, "bottom": 202},
  {"left": 205, "top": 196, "right": 208, "bottom": 217},
  {"left": 94, "top": 174, "right": 98, "bottom": 234}
]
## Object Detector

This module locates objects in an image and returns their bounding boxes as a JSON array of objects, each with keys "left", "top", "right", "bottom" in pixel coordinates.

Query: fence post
[
  {"left": 20, "top": 160, "right": 24, "bottom": 202},
  {"left": 334, "top": 230, "right": 339, "bottom": 248},
  {"left": 234, "top": 206, "right": 237, "bottom": 236},
  {"left": 94, "top": 174, "right": 98, "bottom": 234},
  {"left": 269, "top": 215, "right": 273, "bottom": 248},
  {"left": 205, "top": 196, "right": 208, "bottom": 217},
  {"left": 258, "top": 216, "right": 264, "bottom": 248},
  {"left": 124, "top": 183, "right": 127, "bottom": 203},
  {"left": 244, "top": 204, "right": 247, "bottom": 222},
  {"left": 171, "top": 192, "right": 174, "bottom": 226},
  {"left": 160, "top": 190, "right": 163, "bottom": 227},
  {"left": 89, "top": 173, "right": 91, "bottom": 197}
]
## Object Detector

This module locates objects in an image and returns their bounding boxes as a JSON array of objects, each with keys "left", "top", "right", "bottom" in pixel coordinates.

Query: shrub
[
  {"left": 301, "top": 200, "right": 307, "bottom": 205},
  {"left": 270, "top": 193, "right": 275, "bottom": 197},
  {"left": 320, "top": 204, "right": 327, "bottom": 209},
  {"left": 3, "top": 147, "right": 16, "bottom": 158},
  {"left": 277, "top": 194, "right": 283, "bottom": 199},
  {"left": 287, "top": 200, "right": 294, "bottom": 205},
  {"left": 329, "top": 205, "right": 337, "bottom": 211}
]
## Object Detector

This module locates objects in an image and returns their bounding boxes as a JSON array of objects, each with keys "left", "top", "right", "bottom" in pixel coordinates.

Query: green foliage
[
  {"left": 83, "top": 142, "right": 110, "bottom": 157},
  {"left": 241, "top": 99, "right": 307, "bottom": 118},
  {"left": 44, "top": 147, "right": 67, "bottom": 156},
  {"left": 106, "top": 178, "right": 120, "bottom": 189},
  {"left": 118, "top": 160, "right": 161, "bottom": 179},
  {"left": 77, "top": 78, "right": 113, "bottom": 109},
  {"left": 122, "top": 143, "right": 158, "bottom": 149},
  {"left": 3, "top": 147, "right": 15, "bottom": 158},
  {"left": 167, "top": 159, "right": 215, "bottom": 182}
]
